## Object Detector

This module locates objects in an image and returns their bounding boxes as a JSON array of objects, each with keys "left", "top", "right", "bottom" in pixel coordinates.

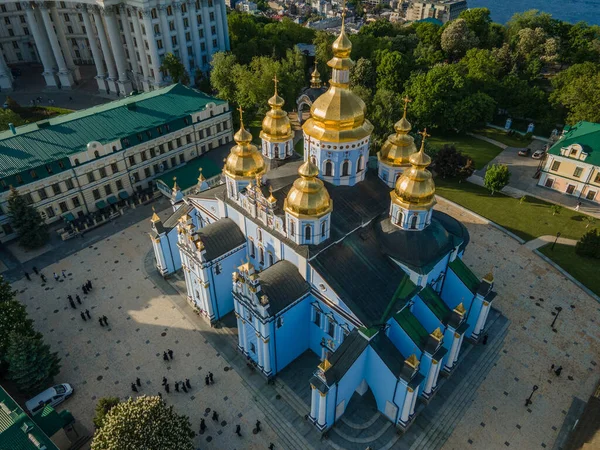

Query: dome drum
[{"left": 305, "top": 136, "right": 370, "bottom": 186}]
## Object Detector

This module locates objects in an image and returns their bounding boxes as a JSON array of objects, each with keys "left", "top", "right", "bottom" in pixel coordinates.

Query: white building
[
  {"left": 406, "top": 0, "right": 467, "bottom": 23},
  {"left": 235, "top": 0, "right": 257, "bottom": 12},
  {"left": 0, "top": 0, "right": 230, "bottom": 94}
]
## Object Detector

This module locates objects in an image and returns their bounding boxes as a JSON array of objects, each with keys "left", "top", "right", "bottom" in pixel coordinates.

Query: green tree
[
  {"left": 507, "top": 10, "right": 559, "bottom": 40},
  {"left": 550, "top": 204, "right": 562, "bottom": 216},
  {"left": 441, "top": 18, "right": 479, "bottom": 60},
  {"left": 210, "top": 52, "right": 239, "bottom": 103},
  {"left": 460, "top": 48, "right": 501, "bottom": 87},
  {"left": 497, "top": 74, "right": 548, "bottom": 120},
  {"left": 91, "top": 396, "right": 195, "bottom": 450},
  {"left": 94, "top": 397, "right": 121, "bottom": 429},
  {"left": 0, "top": 275, "right": 16, "bottom": 303},
  {"left": 450, "top": 91, "right": 496, "bottom": 132},
  {"left": 0, "top": 300, "right": 36, "bottom": 362},
  {"left": 369, "top": 89, "right": 403, "bottom": 149},
  {"left": 550, "top": 62, "right": 600, "bottom": 124},
  {"left": 314, "top": 31, "right": 334, "bottom": 79},
  {"left": 483, "top": 164, "right": 511, "bottom": 194},
  {"left": 433, "top": 145, "right": 474, "bottom": 178},
  {"left": 7, "top": 187, "right": 49, "bottom": 249},
  {"left": 459, "top": 7, "right": 497, "bottom": 48},
  {"left": 159, "top": 53, "right": 189, "bottom": 85},
  {"left": 375, "top": 50, "right": 409, "bottom": 92},
  {"left": 0, "top": 108, "right": 26, "bottom": 132},
  {"left": 576, "top": 228, "right": 600, "bottom": 259},
  {"left": 561, "top": 22, "right": 600, "bottom": 64},
  {"left": 350, "top": 57, "right": 376, "bottom": 90},
  {"left": 5, "top": 332, "right": 60, "bottom": 394}
]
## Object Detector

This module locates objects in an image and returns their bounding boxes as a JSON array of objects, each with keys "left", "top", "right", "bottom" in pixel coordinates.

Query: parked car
[
  {"left": 532, "top": 149, "right": 546, "bottom": 159},
  {"left": 25, "top": 383, "right": 74, "bottom": 415},
  {"left": 518, "top": 148, "right": 531, "bottom": 156}
]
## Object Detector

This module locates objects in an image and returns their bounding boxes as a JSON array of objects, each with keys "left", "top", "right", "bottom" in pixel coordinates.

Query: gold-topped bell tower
[
  {"left": 260, "top": 75, "right": 294, "bottom": 162},
  {"left": 377, "top": 97, "right": 418, "bottom": 188},
  {"left": 389, "top": 129, "right": 436, "bottom": 231}
]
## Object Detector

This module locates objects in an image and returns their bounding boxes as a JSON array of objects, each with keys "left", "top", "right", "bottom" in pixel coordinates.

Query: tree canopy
[{"left": 7, "top": 187, "right": 49, "bottom": 249}]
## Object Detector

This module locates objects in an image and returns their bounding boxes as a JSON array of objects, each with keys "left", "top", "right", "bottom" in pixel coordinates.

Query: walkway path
[
  {"left": 524, "top": 235, "right": 578, "bottom": 250},
  {"left": 467, "top": 133, "right": 508, "bottom": 149}
]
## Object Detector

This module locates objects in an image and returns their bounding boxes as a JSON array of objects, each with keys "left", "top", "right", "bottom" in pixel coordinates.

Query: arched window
[
  {"left": 112, "top": 146, "right": 117, "bottom": 152},
  {"left": 74, "top": 159, "right": 80, "bottom": 166},
  {"left": 324, "top": 160, "right": 333, "bottom": 176},
  {"left": 289, "top": 220, "right": 295, "bottom": 237},
  {"left": 410, "top": 215, "right": 418, "bottom": 230},
  {"left": 249, "top": 239, "right": 256, "bottom": 257},
  {"left": 357, "top": 155, "right": 364, "bottom": 172},
  {"left": 268, "top": 253, "right": 274, "bottom": 266},
  {"left": 321, "top": 221, "right": 327, "bottom": 238},
  {"left": 305, "top": 225, "right": 312, "bottom": 241},
  {"left": 396, "top": 212, "right": 404, "bottom": 226},
  {"left": 259, "top": 247, "right": 264, "bottom": 265},
  {"left": 94, "top": 150, "right": 100, "bottom": 158},
  {"left": 257, "top": 228, "right": 262, "bottom": 242},
  {"left": 274, "top": 145, "right": 279, "bottom": 159},
  {"left": 151, "top": 8, "right": 157, "bottom": 18},
  {"left": 342, "top": 160, "right": 350, "bottom": 176}
]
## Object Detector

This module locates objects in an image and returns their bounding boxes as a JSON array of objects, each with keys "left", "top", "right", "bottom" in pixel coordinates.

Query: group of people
[
  {"left": 131, "top": 378, "right": 142, "bottom": 393},
  {"left": 23, "top": 266, "right": 46, "bottom": 283},
  {"left": 160, "top": 377, "right": 192, "bottom": 394},
  {"left": 162, "top": 349, "right": 174, "bottom": 361}
]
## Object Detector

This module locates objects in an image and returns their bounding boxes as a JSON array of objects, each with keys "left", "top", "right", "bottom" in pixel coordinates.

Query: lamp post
[
  {"left": 551, "top": 306, "right": 563, "bottom": 330},
  {"left": 525, "top": 385, "right": 538, "bottom": 407},
  {"left": 551, "top": 231, "right": 561, "bottom": 251}
]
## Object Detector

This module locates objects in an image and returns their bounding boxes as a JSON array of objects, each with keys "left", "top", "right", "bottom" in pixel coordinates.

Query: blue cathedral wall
[
  {"left": 426, "top": 255, "right": 451, "bottom": 291},
  {"left": 329, "top": 348, "right": 368, "bottom": 425},
  {"left": 274, "top": 296, "right": 312, "bottom": 372},
  {"left": 441, "top": 269, "right": 474, "bottom": 311},
  {"left": 412, "top": 297, "right": 443, "bottom": 334},
  {"left": 160, "top": 228, "right": 181, "bottom": 274},
  {"left": 387, "top": 319, "right": 423, "bottom": 360},
  {"left": 365, "top": 348, "right": 402, "bottom": 422},
  {"left": 210, "top": 247, "right": 245, "bottom": 320}
]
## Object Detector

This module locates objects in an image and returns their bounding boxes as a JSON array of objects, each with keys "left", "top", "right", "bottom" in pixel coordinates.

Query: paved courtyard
[
  {"left": 8, "top": 197, "right": 600, "bottom": 450},
  {"left": 12, "top": 209, "right": 281, "bottom": 450}
]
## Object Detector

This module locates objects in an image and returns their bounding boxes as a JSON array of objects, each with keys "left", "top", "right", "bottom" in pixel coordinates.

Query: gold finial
[
  {"left": 150, "top": 206, "right": 161, "bottom": 223},
  {"left": 406, "top": 354, "right": 419, "bottom": 369},
  {"left": 431, "top": 327, "right": 443, "bottom": 341},
  {"left": 273, "top": 74, "right": 279, "bottom": 95},
  {"left": 237, "top": 105, "right": 244, "bottom": 126},
  {"left": 418, "top": 128, "right": 430, "bottom": 150},
  {"left": 267, "top": 185, "right": 276, "bottom": 203},
  {"left": 198, "top": 167, "right": 205, "bottom": 182},
  {"left": 483, "top": 267, "right": 494, "bottom": 283},
  {"left": 402, "top": 96, "right": 411, "bottom": 119},
  {"left": 172, "top": 176, "right": 179, "bottom": 191},
  {"left": 318, "top": 359, "right": 332, "bottom": 372},
  {"left": 454, "top": 302, "right": 466, "bottom": 316}
]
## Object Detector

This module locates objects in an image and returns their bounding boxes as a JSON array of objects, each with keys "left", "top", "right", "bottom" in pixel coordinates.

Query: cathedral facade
[{"left": 150, "top": 18, "right": 495, "bottom": 432}]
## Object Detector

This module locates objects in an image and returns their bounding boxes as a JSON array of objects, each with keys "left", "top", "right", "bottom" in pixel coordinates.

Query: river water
[{"left": 468, "top": 0, "right": 600, "bottom": 25}]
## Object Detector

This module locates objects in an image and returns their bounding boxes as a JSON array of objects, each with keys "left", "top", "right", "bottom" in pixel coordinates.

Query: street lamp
[
  {"left": 551, "top": 306, "right": 563, "bottom": 330},
  {"left": 525, "top": 385, "right": 538, "bottom": 407},
  {"left": 551, "top": 232, "right": 562, "bottom": 250}
]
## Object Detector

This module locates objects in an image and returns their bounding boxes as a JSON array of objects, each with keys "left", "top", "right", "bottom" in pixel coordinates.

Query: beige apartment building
[{"left": 406, "top": 0, "right": 467, "bottom": 23}]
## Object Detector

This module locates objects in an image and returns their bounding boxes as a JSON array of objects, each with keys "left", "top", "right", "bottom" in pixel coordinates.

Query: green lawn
[
  {"left": 538, "top": 244, "right": 600, "bottom": 296},
  {"left": 474, "top": 127, "right": 532, "bottom": 148},
  {"left": 435, "top": 178, "right": 595, "bottom": 241},
  {"left": 295, "top": 138, "right": 304, "bottom": 156},
  {"left": 428, "top": 134, "right": 503, "bottom": 170}
]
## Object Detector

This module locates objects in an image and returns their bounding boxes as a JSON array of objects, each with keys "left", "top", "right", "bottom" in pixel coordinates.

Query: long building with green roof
[
  {"left": 0, "top": 83, "right": 232, "bottom": 242},
  {"left": 538, "top": 121, "right": 600, "bottom": 205}
]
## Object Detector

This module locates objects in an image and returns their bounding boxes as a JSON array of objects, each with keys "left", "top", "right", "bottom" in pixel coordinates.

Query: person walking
[
  {"left": 165, "top": 383, "right": 170, "bottom": 393},
  {"left": 209, "top": 372, "right": 214, "bottom": 384},
  {"left": 87, "top": 280, "right": 93, "bottom": 289},
  {"left": 168, "top": 349, "right": 173, "bottom": 359},
  {"left": 76, "top": 295, "right": 82, "bottom": 304},
  {"left": 136, "top": 377, "right": 141, "bottom": 387},
  {"left": 205, "top": 375, "right": 210, "bottom": 386},
  {"left": 482, "top": 334, "right": 489, "bottom": 345},
  {"left": 40, "top": 274, "right": 46, "bottom": 283},
  {"left": 32, "top": 266, "right": 39, "bottom": 275},
  {"left": 82, "top": 285, "right": 88, "bottom": 295},
  {"left": 175, "top": 382, "right": 179, "bottom": 392},
  {"left": 99, "top": 317, "right": 104, "bottom": 327},
  {"left": 185, "top": 378, "right": 191, "bottom": 389},
  {"left": 80, "top": 311, "right": 87, "bottom": 321},
  {"left": 268, "top": 444, "right": 275, "bottom": 450},
  {"left": 255, "top": 420, "right": 261, "bottom": 433},
  {"left": 162, "top": 376, "right": 168, "bottom": 386},
  {"left": 555, "top": 366, "right": 563, "bottom": 376},
  {"left": 61, "top": 270, "right": 67, "bottom": 279},
  {"left": 163, "top": 352, "right": 169, "bottom": 361},
  {"left": 85, "top": 309, "right": 91, "bottom": 319},
  {"left": 235, "top": 424, "right": 242, "bottom": 436},
  {"left": 68, "top": 294, "right": 73, "bottom": 303},
  {"left": 69, "top": 298, "right": 76, "bottom": 309},
  {"left": 24, "top": 271, "right": 31, "bottom": 281},
  {"left": 182, "top": 384, "right": 188, "bottom": 393},
  {"left": 131, "top": 383, "right": 138, "bottom": 393},
  {"left": 212, "top": 411, "right": 219, "bottom": 421},
  {"left": 199, "top": 418, "right": 206, "bottom": 432},
  {"left": 575, "top": 201, "right": 581, "bottom": 211},
  {"left": 53, "top": 272, "right": 60, "bottom": 282},
  {"left": 102, "top": 315, "right": 108, "bottom": 326}
]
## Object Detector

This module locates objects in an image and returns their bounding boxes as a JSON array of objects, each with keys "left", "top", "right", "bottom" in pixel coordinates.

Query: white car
[
  {"left": 532, "top": 149, "right": 546, "bottom": 159},
  {"left": 25, "top": 383, "right": 74, "bottom": 415}
]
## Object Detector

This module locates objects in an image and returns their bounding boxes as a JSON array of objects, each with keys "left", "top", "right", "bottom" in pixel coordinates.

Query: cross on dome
[{"left": 273, "top": 74, "right": 279, "bottom": 94}]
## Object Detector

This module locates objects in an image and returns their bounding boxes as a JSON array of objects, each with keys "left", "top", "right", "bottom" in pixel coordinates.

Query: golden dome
[
  {"left": 224, "top": 108, "right": 266, "bottom": 180},
  {"left": 302, "top": 13, "right": 374, "bottom": 143},
  {"left": 378, "top": 97, "right": 416, "bottom": 167},
  {"left": 391, "top": 130, "right": 436, "bottom": 211},
  {"left": 260, "top": 75, "right": 293, "bottom": 143},
  {"left": 310, "top": 66, "right": 322, "bottom": 88},
  {"left": 284, "top": 160, "right": 333, "bottom": 218}
]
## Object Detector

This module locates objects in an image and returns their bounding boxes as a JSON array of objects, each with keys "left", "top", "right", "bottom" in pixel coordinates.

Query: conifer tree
[
  {"left": 5, "top": 332, "right": 61, "bottom": 394},
  {"left": 0, "top": 300, "right": 36, "bottom": 361},
  {"left": 0, "top": 274, "right": 16, "bottom": 303},
  {"left": 7, "top": 187, "right": 49, "bottom": 249}
]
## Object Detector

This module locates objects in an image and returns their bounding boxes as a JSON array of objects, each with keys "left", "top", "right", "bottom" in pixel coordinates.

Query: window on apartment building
[
  {"left": 87, "top": 172, "right": 95, "bottom": 183},
  {"left": 30, "top": 170, "right": 38, "bottom": 179},
  {"left": 570, "top": 147, "right": 578, "bottom": 156},
  {"left": 551, "top": 161, "right": 561, "bottom": 171},
  {"left": 129, "top": 155, "right": 136, "bottom": 166},
  {"left": 157, "top": 39, "right": 163, "bottom": 50},
  {"left": 314, "top": 310, "right": 321, "bottom": 327},
  {"left": 64, "top": 13, "right": 70, "bottom": 22},
  {"left": 176, "top": 138, "right": 181, "bottom": 147},
  {"left": 182, "top": 3, "right": 187, "bottom": 13},
  {"left": 38, "top": 188, "right": 48, "bottom": 200},
  {"left": 159, "top": 144, "right": 165, "bottom": 154},
  {"left": 167, "top": 5, "right": 173, "bottom": 15},
  {"left": 153, "top": 164, "right": 160, "bottom": 174},
  {"left": 211, "top": 23, "right": 216, "bottom": 32},
  {"left": 151, "top": 8, "right": 158, "bottom": 19},
  {"left": 594, "top": 173, "right": 600, "bottom": 183},
  {"left": 46, "top": 207, "right": 55, "bottom": 218},
  {"left": 202, "top": 55, "right": 207, "bottom": 64},
  {"left": 23, "top": 28, "right": 29, "bottom": 36},
  {"left": 132, "top": 172, "right": 140, "bottom": 183},
  {"left": 8, "top": 30, "right": 14, "bottom": 38},
  {"left": 99, "top": 167, "right": 107, "bottom": 178},
  {"left": 149, "top": 148, "right": 156, "bottom": 158},
  {"left": 1, "top": 5, "right": 7, "bottom": 13},
  {"left": 212, "top": 39, "right": 217, "bottom": 48},
  {"left": 198, "top": 129, "right": 204, "bottom": 139},
  {"left": 4, "top": 17, "right": 10, "bottom": 25},
  {"left": 206, "top": 128, "right": 212, "bottom": 137},
  {"left": 208, "top": 0, "right": 214, "bottom": 7},
  {"left": 57, "top": 161, "right": 65, "bottom": 169},
  {"left": 78, "top": 13, "right": 83, "bottom": 21},
  {"left": 179, "top": 154, "right": 185, "bottom": 164},
  {"left": 169, "top": 21, "right": 175, "bottom": 31},
  {"left": 23, "top": 193, "right": 34, "bottom": 205},
  {"left": 186, "top": 134, "right": 192, "bottom": 144},
  {"left": 573, "top": 167, "right": 583, "bottom": 178},
  {"left": 111, "top": 163, "right": 118, "bottom": 174},
  {"left": 72, "top": 196, "right": 81, "bottom": 208},
  {"left": 67, "top": 26, "right": 73, "bottom": 34},
  {"left": 59, "top": 202, "right": 68, "bottom": 213},
  {"left": 52, "top": 183, "right": 61, "bottom": 195},
  {"left": 12, "top": 42, "right": 19, "bottom": 50},
  {"left": 171, "top": 36, "right": 177, "bottom": 46},
  {"left": 65, "top": 178, "right": 74, "bottom": 190},
  {"left": 116, "top": 179, "right": 123, "bottom": 191},
  {"left": 199, "top": 30, "right": 204, "bottom": 40},
  {"left": 104, "top": 185, "right": 112, "bottom": 196},
  {"left": 586, "top": 190, "right": 597, "bottom": 200},
  {"left": 144, "top": 168, "right": 151, "bottom": 178},
  {"left": 167, "top": 141, "right": 173, "bottom": 151},
  {"left": 15, "top": 174, "right": 23, "bottom": 184},
  {"left": 185, "top": 32, "right": 191, "bottom": 42},
  {"left": 157, "top": 126, "right": 163, "bottom": 135},
  {"left": 74, "top": 159, "right": 80, "bottom": 166},
  {"left": 183, "top": 18, "right": 189, "bottom": 28},
  {"left": 92, "top": 189, "right": 101, "bottom": 200},
  {"left": 141, "top": 151, "right": 147, "bottom": 161},
  {"left": 146, "top": 130, "right": 152, "bottom": 139},
  {"left": 170, "top": 157, "right": 177, "bottom": 167}
]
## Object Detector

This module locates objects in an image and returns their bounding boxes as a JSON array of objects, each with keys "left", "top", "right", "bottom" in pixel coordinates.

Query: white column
[
  {"left": 92, "top": 7, "right": 118, "bottom": 93},
  {"left": 119, "top": 5, "right": 140, "bottom": 90},
  {"left": 423, "top": 360, "right": 437, "bottom": 395},
  {"left": 50, "top": 5, "right": 80, "bottom": 81},
  {"left": 409, "top": 385, "right": 418, "bottom": 413},
  {"left": 263, "top": 338, "right": 271, "bottom": 374},
  {"left": 174, "top": 2, "right": 191, "bottom": 76},
  {"left": 236, "top": 316, "right": 244, "bottom": 350},
  {"left": 445, "top": 332, "right": 461, "bottom": 370},
  {"left": 25, "top": 4, "right": 58, "bottom": 87},
  {"left": 140, "top": 9, "right": 164, "bottom": 86},
  {"left": 0, "top": 51, "right": 13, "bottom": 91},
  {"left": 400, "top": 387, "right": 415, "bottom": 423},
  {"left": 310, "top": 386, "right": 318, "bottom": 420},
  {"left": 214, "top": 0, "right": 225, "bottom": 52},
  {"left": 104, "top": 6, "right": 133, "bottom": 94},
  {"left": 256, "top": 332, "right": 264, "bottom": 367},
  {"left": 131, "top": 10, "right": 150, "bottom": 90},
  {"left": 159, "top": 4, "right": 174, "bottom": 53},
  {"left": 317, "top": 391, "right": 327, "bottom": 427},
  {"left": 39, "top": 4, "right": 74, "bottom": 88},
  {"left": 189, "top": 0, "right": 202, "bottom": 71},
  {"left": 432, "top": 359, "right": 442, "bottom": 390},
  {"left": 82, "top": 7, "right": 107, "bottom": 92},
  {"left": 242, "top": 318, "right": 249, "bottom": 351},
  {"left": 201, "top": 1, "right": 213, "bottom": 64},
  {"left": 473, "top": 300, "right": 490, "bottom": 338}
]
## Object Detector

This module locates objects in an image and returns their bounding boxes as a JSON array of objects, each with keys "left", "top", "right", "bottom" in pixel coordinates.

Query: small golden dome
[
  {"left": 260, "top": 75, "right": 293, "bottom": 143},
  {"left": 310, "top": 66, "right": 322, "bottom": 88},
  {"left": 284, "top": 160, "right": 333, "bottom": 218},
  {"left": 378, "top": 97, "right": 416, "bottom": 167},
  {"left": 391, "top": 129, "right": 436, "bottom": 210},
  {"left": 332, "top": 22, "right": 352, "bottom": 59},
  {"left": 224, "top": 108, "right": 266, "bottom": 180}
]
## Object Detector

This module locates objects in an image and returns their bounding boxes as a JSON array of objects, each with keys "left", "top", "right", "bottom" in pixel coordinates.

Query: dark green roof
[
  {"left": 394, "top": 307, "right": 429, "bottom": 351},
  {"left": 0, "top": 83, "right": 225, "bottom": 183},
  {"left": 548, "top": 121, "right": 600, "bottom": 165},
  {"left": 370, "top": 332, "right": 406, "bottom": 376},
  {"left": 32, "top": 405, "right": 72, "bottom": 439},
  {"left": 419, "top": 286, "right": 451, "bottom": 322},
  {"left": 155, "top": 155, "right": 221, "bottom": 192},
  {"left": 0, "top": 386, "right": 58, "bottom": 450},
  {"left": 449, "top": 258, "right": 480, "bottom": 294}
]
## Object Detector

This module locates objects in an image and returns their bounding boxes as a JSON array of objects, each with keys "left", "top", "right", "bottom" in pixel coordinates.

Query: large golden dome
[
  {"left": 223, "top": 110, "right": 266, "bottom": 180},
  {"left": 302, "top": 16, "right": 373, "bottom": 143},
  {"left": 284, "top": 160, "right": 333, "bottom": 218},
  {"left": 260, "top": 77, "right": 293, "bottom": 143},
  {"left": 378, "top": 98, "right": 417, "bottom": 167},
  {"left": 391, "top": 130, "right": 436, "bottom": 210}
]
